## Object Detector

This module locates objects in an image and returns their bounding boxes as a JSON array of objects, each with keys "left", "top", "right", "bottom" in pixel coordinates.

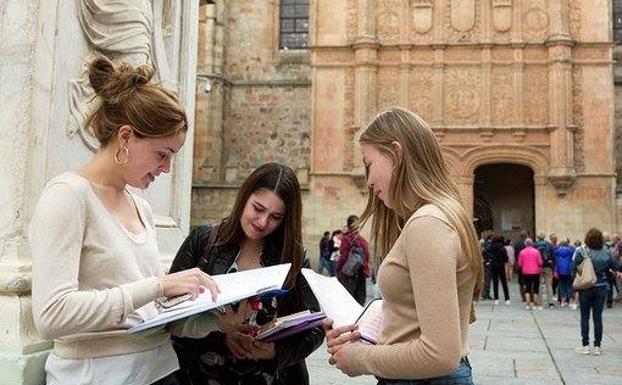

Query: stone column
[
  {"left": 546, "top": 0, "right": 576, "bottom": 196},
  {"left": 0, "top": 1, "right": 200, "bottom": 383},
  {"left": 352, "top": 0, "right": 379, "bottom": 177}
]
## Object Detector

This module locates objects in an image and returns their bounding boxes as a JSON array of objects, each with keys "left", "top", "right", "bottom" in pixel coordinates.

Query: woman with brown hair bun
[{"left": 29, "top": 55, "right": 220, "bottom": 385}]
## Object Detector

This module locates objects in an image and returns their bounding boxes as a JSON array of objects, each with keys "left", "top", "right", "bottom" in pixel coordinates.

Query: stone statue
[{"left": 68, "top": 0, "right": 175, "bottom": 150}]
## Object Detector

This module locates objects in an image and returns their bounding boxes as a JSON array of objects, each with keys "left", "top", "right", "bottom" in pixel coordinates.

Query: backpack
[
  {"left": 535, "top": 240, "right": 554, "bottom": 267},
  {"left": 341, "top": 241, "right": 364, "bottom": 277}
]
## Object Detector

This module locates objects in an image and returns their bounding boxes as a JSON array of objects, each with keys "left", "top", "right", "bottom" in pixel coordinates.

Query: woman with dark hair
[
  {"left": 573, "top": 228, "right": 621, "bottom": 356},
  {"left": 170, "top": 163, "right": 324, "bottom": 385},
  {"left": 489, "top": 235, "right": 510, "bottom": 305}
]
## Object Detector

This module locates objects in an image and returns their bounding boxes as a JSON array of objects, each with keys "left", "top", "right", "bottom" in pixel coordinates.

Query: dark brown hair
[
  {"left": 217, "top": 163, "right": 303, "bottom": 288},
  {"left": 85, "top": 54, "right": 187, "bottom": 147},
  {"left": 585, "top": 228, "right": 604, "bottom": 250}
]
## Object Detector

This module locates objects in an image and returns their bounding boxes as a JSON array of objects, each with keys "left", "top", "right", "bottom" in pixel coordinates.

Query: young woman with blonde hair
[{"left": 325, "top": 107, "right": 482, "bottom": 384}]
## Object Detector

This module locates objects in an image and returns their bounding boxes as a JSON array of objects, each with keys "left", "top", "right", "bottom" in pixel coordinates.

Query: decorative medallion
[
  {"left": 450, "top": 0, "right": 476, "bottom": 33},
  {"left": 412, "top": 0, "right": 433, "bottom": 34}
]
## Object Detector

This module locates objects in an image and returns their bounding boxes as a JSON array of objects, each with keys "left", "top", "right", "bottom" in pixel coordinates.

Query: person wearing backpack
[
  {"left": 573, "top": 228, "right": 622, "bottom": 356},
  {"left": 535, "top": 232, "right": 556, "bottom": 308},
  {"left": 337, "top": 215, "right": 370, "bottom": 305}
]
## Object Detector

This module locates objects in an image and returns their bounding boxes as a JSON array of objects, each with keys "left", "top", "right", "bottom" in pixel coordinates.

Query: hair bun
[{"left": 87, "top": 54, "right": 155, "bottom": 104}]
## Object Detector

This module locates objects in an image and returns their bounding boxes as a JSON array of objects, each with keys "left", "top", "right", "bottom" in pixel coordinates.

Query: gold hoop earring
[{"left": 114, "top": 146, "right": 129, "bottom": 165}]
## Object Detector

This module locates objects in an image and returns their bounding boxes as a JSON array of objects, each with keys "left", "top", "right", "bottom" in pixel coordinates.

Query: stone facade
[{"left": 193, "top": 1, "right": 618, "bottom": 260}]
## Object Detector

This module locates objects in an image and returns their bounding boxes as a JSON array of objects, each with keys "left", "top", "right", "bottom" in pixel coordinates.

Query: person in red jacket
[{"left": 337, "top": 215, "right": 370, "bottom": 305}]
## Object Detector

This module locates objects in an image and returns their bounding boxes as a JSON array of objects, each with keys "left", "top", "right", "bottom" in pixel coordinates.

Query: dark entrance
[{"left": 473, "top": 163, "right": 535, "bottom": 240}]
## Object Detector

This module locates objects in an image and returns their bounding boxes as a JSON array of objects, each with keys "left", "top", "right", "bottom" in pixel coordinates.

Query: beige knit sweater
[
  {"left": 348, "top": 204, "right": 476, "bottom": 379},
  {"left": 29, "top": 172, "right": 215, "bottom": 359}
]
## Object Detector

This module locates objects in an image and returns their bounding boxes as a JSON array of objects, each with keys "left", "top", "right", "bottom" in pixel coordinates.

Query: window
[{"left": 279, "top": 0, "right": 309, "bottom": 49}]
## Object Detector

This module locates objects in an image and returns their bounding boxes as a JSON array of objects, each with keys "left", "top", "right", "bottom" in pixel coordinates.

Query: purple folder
[{"left": 256, "top": 312, "right": 326, "bottom": 342}]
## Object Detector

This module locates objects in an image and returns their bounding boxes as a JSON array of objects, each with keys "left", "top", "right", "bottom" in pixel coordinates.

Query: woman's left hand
[{"left": 332, "top": 341, "right": 364, "bottom": 377}]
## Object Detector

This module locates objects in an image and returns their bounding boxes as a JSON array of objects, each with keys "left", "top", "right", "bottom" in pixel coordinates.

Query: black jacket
[{"left": 170, "top": 225, "right": 325, "bottom": 385}]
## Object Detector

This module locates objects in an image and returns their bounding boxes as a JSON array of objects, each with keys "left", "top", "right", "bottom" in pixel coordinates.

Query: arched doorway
[{"left": 473, "top": 164, "right": 535, "bottom": 240}]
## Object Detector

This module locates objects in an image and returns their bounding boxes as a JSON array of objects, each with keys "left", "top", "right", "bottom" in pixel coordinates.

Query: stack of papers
[
  {"left": 128, "top": 263, "right": 292, "bottom": 333},
  {"left": 301, "top": 268, "right": 383, "bottom": 344}
]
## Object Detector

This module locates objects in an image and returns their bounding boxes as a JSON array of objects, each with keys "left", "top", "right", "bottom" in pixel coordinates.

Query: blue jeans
[
  {"left": 557, "top": 275, "right": 572, "bottom": 302},
  {"left": 317, "top": 257, "right": 335, "bottom": 276},
  {"left": 579, "top": 285, "right": 608, "bottom": 347},
  {"left": 377, "top": 357, "right": 473, "bottom": 385}
]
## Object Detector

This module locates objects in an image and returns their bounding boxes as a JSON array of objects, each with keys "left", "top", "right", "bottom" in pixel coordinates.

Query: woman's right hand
[
  {"left": 159, "top": 268, "right": 220, "bottom": 301},
  {"left": 216, "top": 301, "right": 260, "bottom": 359}
]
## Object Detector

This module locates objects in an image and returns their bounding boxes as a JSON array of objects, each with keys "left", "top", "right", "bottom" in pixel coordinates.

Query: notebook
[
  {"left": 128, "top": 263, "right": 292, "bottom": 333},
  {"left": 301, "top": 268, "right": 383, "bottom": 344},
  {"left": 255, "top": 310, "right": 326, "bottom": 342}
]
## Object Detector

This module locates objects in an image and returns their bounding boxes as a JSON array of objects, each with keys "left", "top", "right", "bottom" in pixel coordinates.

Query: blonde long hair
[{"left": 358, "top": 107, "right": 483, "bottom": 301}]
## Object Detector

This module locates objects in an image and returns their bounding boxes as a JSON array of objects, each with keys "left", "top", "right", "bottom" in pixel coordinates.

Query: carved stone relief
[
  {"left": 523, "top": 65, "right": 549, "bottom": 125},
  {"left": 377, "top": 0, "right": 402, "bottom": 45},
  {"left": 67, "top": 0, "right": 176, "bottom": 151},
  {"left": 344, "top": 69, "right": 356, "bottom": 171},
  {"left": 346, "top": 0, "right": 358, "bottom": 42},
  {"left": 445, "top": 0, "right": 480, "bottom": 42},
  {"left": 409, "top": 66, "right": 433, "bottom": 122},
  {"left": 568, "top": 0, "right": 581, "bottom": 40},
  {"left": 445, "top": 67, "right": 481, "bottom": 125},
  {"left": 522, "top": 0, "right": 549, "bottom": 42},
  {"left": 377, "top": 67, "right": 400, "bottom": 110},
  {"left": 492, "top": 66, "right": 515, "bottom": 125},
  {"left": 450, "top": 0, "right": 476, "bottom": 33},
  {"left": 412, "top": 0, "right": 433, "bottom": 34},
  {"left": 492, "top": 0, "right": 512, "bottom": 33},
  {"left": 572, "top": 66, "right": 585, "bottom": 172}
]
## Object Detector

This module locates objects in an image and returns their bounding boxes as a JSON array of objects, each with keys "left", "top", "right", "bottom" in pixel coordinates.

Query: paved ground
[{"left": 307, "top": 281, "right": 622, "bottom": 385}]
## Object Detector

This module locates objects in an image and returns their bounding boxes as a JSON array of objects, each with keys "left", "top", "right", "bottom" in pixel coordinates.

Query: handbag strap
[{"left": 197, "top": 224, "right": 220, "bottom": 272}]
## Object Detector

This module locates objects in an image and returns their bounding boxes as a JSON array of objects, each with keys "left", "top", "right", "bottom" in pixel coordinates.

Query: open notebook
[
  {"left": 301, "top": 269, "right": 383, "bottom": 344},
  {"left": 128, "top": 263, "right": 292, "bottom": 333}
]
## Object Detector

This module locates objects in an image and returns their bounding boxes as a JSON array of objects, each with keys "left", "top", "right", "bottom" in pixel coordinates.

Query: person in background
[
  {"left": 318, "top": 231, "right": 333, "bottom": 276},
  {"left": 517, "top": 238, "right": 543, "bottom": 310},
  {"left": 337, "top": 215, "right": 370, "bottom": 305},
  {"left": 573, "top": 228, "right": 622, "bottom": 356},
  {"left": 504, "top": 238, "right": 515, "bottom": 282},
  {"left": 554, "top": 240, "right": 574, "bottom": 307}
]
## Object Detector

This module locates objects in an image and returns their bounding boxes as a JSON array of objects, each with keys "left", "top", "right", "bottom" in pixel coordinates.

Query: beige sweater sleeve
[
  {"left": 29, "top": 182, "right": 161, "bottom": 340},
  {"left": 350, "top": 215, "right": 463, "bottom": 379}
]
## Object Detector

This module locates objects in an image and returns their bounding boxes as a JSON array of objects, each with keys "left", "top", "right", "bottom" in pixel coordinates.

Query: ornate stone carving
[
  {"left": 346, "top": 0, "right": 359, "bottom": 42},
  {"left": 568, "top": 0, "right": 581, "bottom": 40},
  {"left": 377, "top": 0, "right": 401, "bottom": 45},
  {"left": 492, "top": 66, "right": 514, "bottom": 125},
  {"left": 409, "top": 66, "right": 433, "bottom": 122},
  {"left": 445, "top": 68, "right": 481, "bottom": 124},
  {"left": 523, "top": 65, "right": 548, "bottom": 125},
  {"left": 522, "top": 0, "right": 549, "bottom": 42},
  {"left": 492, "top": 0, "right": 512, "bottom": 33},
  {"left": 450, "top": 0, "right": 476, "bottom": 33},
  {"left": 67, "top": 0, "right": 176, "bottom": 151},
  {"left": 549, "top": 175, "right": 576, "bottom": 197},
  {"left": 412, "top": 0, "right": 433, "bottom": 34},
  {"left": 572, "top": 66, "right": 585, "bottom": 172},
  {"left": 377, "top": 67, "right": 400, "bottom": 110}
]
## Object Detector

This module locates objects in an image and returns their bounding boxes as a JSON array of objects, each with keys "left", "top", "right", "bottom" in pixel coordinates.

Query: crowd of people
[{"left": 479, "top": 228, "right": 622, "bottom": 355}]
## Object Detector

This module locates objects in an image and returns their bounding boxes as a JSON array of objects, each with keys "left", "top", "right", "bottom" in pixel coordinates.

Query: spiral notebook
[
  {"left": 128, "top": 263, "right": 292, "bottom": 333},
  {"left": 301, "top": 269, "right": 383, "bottom": 344}
]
